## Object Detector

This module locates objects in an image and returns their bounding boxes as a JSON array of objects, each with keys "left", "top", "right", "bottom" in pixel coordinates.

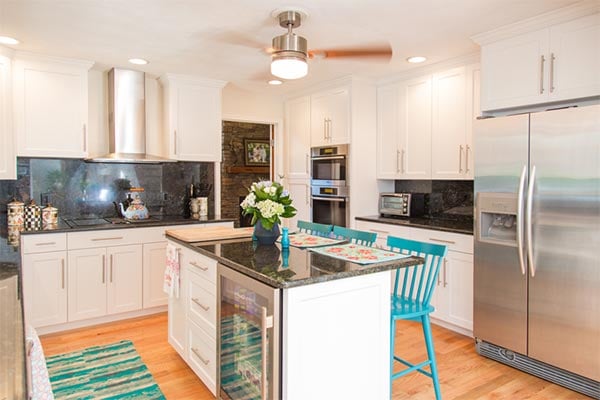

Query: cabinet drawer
[
  {"left": 187, "top": 269, "right": 216, "bottom": 338},
  {"left": 22, "top": 233, "right": 67, "bottom": 254},
  {"left": 355, "top": 221, "right": 411, "bottom": 241},
  {"left": 188, "top": 319, "right": 217, "bottom": 394},
  {"left": 409, "top": 228, "right": 473, "bottom": 254},
  {"left": 179, "top": 246, "right": 217, "bottom": 283},
  {"left": 67, "top": 230, "right": 137, "bottom": 249}
]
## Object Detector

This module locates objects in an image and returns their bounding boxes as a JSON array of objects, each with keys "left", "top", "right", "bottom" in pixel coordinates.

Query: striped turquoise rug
[{"left": 45, "top": 340, "right": 165, "bottom": 399}]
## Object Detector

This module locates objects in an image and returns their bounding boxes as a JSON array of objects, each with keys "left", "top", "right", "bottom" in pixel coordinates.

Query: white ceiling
[{"left": 0, "top": 0, "right": 580, "bottom": 94}]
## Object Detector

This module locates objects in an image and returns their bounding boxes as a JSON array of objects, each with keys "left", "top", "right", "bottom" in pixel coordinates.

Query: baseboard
[{"left": 430, "top": 317, "right": 473, "bottom": 338}]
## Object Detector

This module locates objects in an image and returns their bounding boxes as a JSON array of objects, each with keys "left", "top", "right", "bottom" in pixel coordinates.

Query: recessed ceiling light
[
  {"left": 0, "top": 36, "right": 19, "bottom": 45},
  {"left": 268, "top": 79, "right": 283, "bottom": 85},
  {"left": 128, "top": 58, "right": 148, "bottom": 65},
  {"left": 407, "top": 56, "right": 427, "bottom": 64}
]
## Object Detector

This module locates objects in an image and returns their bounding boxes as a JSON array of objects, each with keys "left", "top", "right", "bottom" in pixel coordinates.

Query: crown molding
[
  {"left": 471, "top": 0, "right": 600, "bottom": 45},
  {"left": 376, "top": 52, "right": 480, "bottom": 87},
  {"left": 14, "top": 50, "right": 94, "bottom": 69},
  {"left": 159, "top": 73, "right": 227, "bottom": 88}
]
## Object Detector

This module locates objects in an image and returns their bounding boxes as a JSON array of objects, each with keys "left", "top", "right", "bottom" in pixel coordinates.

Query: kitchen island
[{"left": 165, "top": 233, "right": 423, "bottom": 400}]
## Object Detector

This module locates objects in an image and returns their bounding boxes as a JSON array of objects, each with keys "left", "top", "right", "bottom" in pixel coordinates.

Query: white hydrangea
[
  {"left": 268, "top": 186, "right": 277, "bottom": 195},
  {"left": 240, "top": 192, "right": 256, "bottom": 209},
  {"left": 255, "top": 199, "right": 284, "bottom": 219}
]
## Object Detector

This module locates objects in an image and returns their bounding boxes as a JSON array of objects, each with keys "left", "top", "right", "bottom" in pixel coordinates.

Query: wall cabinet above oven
[{"left": 310, "top": 86, "right": 350, "bottom": 147}]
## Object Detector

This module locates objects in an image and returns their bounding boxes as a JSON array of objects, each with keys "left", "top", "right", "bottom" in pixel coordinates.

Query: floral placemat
[
  {"left": 276, "top": 232, "right": 346, "bottom": 248},
  {"left": 308, "top": 243, "right": 410, "bottom": 265}
]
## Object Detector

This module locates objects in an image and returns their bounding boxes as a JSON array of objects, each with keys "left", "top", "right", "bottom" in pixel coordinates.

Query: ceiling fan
[{"left": 268, "top": 9, "right": 392, "bottom": 80}]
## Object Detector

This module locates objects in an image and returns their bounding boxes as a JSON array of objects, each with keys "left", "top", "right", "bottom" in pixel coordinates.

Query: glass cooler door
[{"left": 217, "top": 264, "right": 280, "bottom": 400}]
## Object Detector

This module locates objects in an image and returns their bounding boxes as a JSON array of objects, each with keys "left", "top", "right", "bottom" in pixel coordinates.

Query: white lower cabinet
[
  {"left": 286, "top": 179, "right": 311, "bottom": 229},
  {"left": 143, "top": 242, "right": 169, "bottom": 309},
  {"left": 355, "top": 219, "right": 474, "bottom": 335},
  {"left": 167, "top": 241, "right": 218, "bottom": 395}
]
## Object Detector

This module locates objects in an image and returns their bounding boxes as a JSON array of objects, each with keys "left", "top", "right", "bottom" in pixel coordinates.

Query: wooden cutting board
[{"left": 166, "top": 226, "right": 254, "bottom": 243}]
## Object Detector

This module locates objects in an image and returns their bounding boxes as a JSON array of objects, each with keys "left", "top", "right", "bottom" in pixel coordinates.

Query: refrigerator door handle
[
  {"left": 516, "top": 165, "right": 527, "bottom": 275},
  {"left": 261, "top": 306, "right": 274, "bottom": 400},
  {"left": 526, "top": 165, "right": 537, "bottom": 277}
]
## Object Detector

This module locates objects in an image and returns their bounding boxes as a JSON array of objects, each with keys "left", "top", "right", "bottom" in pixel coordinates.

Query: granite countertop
[
  {"left": 356, "top": 215, "right": 474, "bottom": 235},
  {"left": 168, "top": 236, "right": 423, "bottom": 289},
  {"left": 18, "top": 214, "right": 235, "bottom": 235}
]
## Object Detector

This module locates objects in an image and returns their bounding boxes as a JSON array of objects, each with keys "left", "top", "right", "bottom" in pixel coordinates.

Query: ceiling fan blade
[{"left": 308, "top": 45, "right": 392, "bottom": 60}]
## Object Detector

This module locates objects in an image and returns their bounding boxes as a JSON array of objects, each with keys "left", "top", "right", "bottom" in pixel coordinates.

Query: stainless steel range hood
[{"left": 87, "top": 68, "right": 175, "bottom": 163}]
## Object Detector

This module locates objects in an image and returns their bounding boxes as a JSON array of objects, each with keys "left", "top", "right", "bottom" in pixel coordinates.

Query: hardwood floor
[{"left": 40, "top": 313, "right": 591, "bottom": 399}]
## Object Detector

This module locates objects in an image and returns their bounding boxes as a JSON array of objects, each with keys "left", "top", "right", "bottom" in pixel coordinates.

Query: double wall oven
[{"left": 310, "top": 144, "right": 348, "bottom": 227}]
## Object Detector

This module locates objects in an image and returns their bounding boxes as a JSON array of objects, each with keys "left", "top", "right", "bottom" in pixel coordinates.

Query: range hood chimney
[{"left": 87, "top": 68, "right": 174, "bottom": 163}]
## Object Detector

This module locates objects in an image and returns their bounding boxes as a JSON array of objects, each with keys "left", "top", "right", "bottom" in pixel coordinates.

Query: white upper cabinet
[
  {"left": 376, "top": 84, "right": 401, "bottom": 179},
  {"left": 310, "top": 86, "right": 350, "bottom": 147},
  {"left": 478, "top": 13, "right": 600, "bottom": 111},
  {"left": 285, "top": 96, "right": 311, "bottom": 180},
  {"left": 0, "top": 50, "right": 14, "bottom": 179},
  {"left": 160, "top": 74, "right": 227, "bottom": 162},
  {"left": 13, "top": 54, "right": 93, "bottom": 157}
]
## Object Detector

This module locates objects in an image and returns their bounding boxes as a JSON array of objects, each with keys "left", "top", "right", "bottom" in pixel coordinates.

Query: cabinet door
[
  {"left": 310, "top": 92, "right": 329, "bottom": 146},
  {"left": 398, "top": 76, "right": 432, "bottom": 179},
  {"left": 22, "top": 252, "right": 67, "bottom": 328},
  {"left": 168, "top": 247, "right": 187, "bottom": 357},
  {"left": 285, "top": 96, "right": 311, "bottom": 180},
  {"left": 13, "top": 58, "right": 91, "bottom": 157},
  {"left": 143, "top": 242, "right": 168, "bottom": 309},
  {"left": 0, "top": 54, "right": 14, "bottom": 180},
  {"left": 327, "top": 87, "right": 350, "bottom": 145},
  {"left": 549, "top": 14, "right": 600, "bottom": 102},
  {"left": 480, "top": 28, "right": 549, "bottom": 111},
  {"left": 286, "top": 180, "right": 311, "bottom": 230},
  {"left": 172, "top": 84, "right": 222, "bottom": 161},
  {"left": 443, "top": 251, "right": 474, "bottom": 331},
  {"left": 431, "top": 67, "right": 467, "bottom": 179},
  {"left": 376, "top": 84, "right": 401, "bottom": 179},
  {"left": 107, "top": 244, "right": 143, "bottom": 315},
  {"left": 68, "top": 248, "right": 107, "bottom": 321}
]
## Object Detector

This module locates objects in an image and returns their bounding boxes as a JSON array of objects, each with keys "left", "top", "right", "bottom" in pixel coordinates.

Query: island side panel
[{"left": 282, "top": 271, "right": 391, "bottom": 400}]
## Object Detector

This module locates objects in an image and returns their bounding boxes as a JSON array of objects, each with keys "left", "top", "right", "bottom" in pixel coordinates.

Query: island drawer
[
  {"left": 186, "top": 268, "right": 216, "bottom": 338},
  {"left": 22, "top": 233, "right": 67, "bottom": 254},
  {"left": 188, "top": 319, "right": 217, "bottom": 394},
  {"left": 179, "top": 247, "right": 217, "bottom": 283}
]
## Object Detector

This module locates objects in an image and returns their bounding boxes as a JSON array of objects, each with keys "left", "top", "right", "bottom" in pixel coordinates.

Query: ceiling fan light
[
  {"left": 271, "top": 56, "right": 308, "bottom": 80},
  {"left": 0, "top": 36, "right": 19, "bottom": 45},
  {"left": 407, "top": 56, "right": 427, "bottom": 64}
]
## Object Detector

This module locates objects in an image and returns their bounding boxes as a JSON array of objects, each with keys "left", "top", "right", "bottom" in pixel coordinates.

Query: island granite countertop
[
  {"left": 356, "top": 215, "right": 474, "bottom": 235},
  {"left": 167, "top": 236, "right": 423, "bottom": 289}
]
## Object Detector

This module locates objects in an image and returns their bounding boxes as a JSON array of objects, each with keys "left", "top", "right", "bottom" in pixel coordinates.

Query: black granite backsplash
[
  {"left": 394, "top": 180, "right": 473, "bottom": 221},
  {"left": 0, "top": 158, "right": 214, "bottom": 218}
]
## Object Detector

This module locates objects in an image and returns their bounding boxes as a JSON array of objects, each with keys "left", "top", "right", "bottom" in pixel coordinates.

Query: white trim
[
  {"left": 34, "top": 306, "right": 167, "bottom": 335},
  {"left": 471, "top": 0, "right": 600, "bottom": 45},
  {"left": 431, "top": 316, "right": 473, "bottom": 338},
  {"left": 160, "top": 73, "right": 227, "bottom": 88},
  {"left": 213, "top": 161, "right": 221, "bottom": 218},
  {"left": 14, "top": 50, "right": 94, "bottom": 69},
  {"left": 0, "top": 45, "right": 14, "bottom": 58}
]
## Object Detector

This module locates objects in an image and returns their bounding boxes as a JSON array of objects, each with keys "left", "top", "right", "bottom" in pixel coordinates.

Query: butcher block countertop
[{"left": 165, "top": 226, "right": 254, "bottom": 242}]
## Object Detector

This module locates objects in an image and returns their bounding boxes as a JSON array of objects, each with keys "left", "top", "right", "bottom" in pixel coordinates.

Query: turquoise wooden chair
[
  {"left": 387, "top": 235, "right": 448, "bottom": 400},
  {"left": 296, "top": 220, "right": 333, "bottom": 237},
  {"left": 332, "top": 226, "right": 377, "bottom": 246}
]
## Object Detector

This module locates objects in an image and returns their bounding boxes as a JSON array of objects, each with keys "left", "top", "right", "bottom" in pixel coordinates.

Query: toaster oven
[{"left": 379, "top": 193, "right": 426, "bottom": 217}]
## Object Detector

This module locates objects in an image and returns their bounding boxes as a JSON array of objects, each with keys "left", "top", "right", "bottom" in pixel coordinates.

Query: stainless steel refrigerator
[{"left": 474, "top": 104, "right": 600, "bottom": 398}]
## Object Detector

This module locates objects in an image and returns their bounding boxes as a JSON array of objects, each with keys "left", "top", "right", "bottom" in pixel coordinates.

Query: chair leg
[
  {"left": 422, "top": 315, "right": 442, "bottom": 400},
  {"left": 390, "top": 317, "right": 396, "bottom": 397}
]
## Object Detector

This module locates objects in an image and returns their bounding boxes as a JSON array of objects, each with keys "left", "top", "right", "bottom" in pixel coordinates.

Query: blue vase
[{"left": 253, "top": 222, "right": 280, "bottom": 245}]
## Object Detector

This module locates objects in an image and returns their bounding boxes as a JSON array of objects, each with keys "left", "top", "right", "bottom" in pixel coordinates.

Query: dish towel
[
  {"left": 163, "top": 243, "right": 180, "bottom": 298},
  {"left": 26, "top": 325, "right": 54, "bottom": 400}
]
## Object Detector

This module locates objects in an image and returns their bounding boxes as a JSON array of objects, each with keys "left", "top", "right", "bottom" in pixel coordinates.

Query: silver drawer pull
[
  {"left": 191, "top": 347, "right": 210, "bottom": 365},
  {"left": 369, "top": 229, "right": 389, "bottom": 234},
  {"left": 190, "top": 261, "right": 208, "bottom": 271},
  {"left": 35, "top": 242, "right": 56, "bottom": 246},
  {"left": 429, "top": 237, "right": 456, "bottom": 245},
  {"left": 92, "top": 236, "right": 123, "bottom": 241},
  {"left": 192, "top": 298, "right": 210, "bottom": 311}
]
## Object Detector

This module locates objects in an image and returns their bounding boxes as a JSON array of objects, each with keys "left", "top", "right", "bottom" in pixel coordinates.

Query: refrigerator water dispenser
[{"left": 476, "top": 192, "right": 518, "bottom": 246}]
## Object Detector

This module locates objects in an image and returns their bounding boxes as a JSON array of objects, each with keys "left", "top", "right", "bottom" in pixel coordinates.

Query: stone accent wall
[{"left": 221, "top": 121, "right": 271, "bottom": 227}]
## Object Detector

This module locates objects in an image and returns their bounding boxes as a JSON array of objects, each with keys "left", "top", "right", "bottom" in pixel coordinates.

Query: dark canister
[{"left": 24, "top": 200, "right": 42, "bottom": 229}]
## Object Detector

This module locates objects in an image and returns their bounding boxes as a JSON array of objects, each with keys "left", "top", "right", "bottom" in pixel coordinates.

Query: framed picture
[{"left": 244, "top": 139, "right": 271, "bottom": 166}]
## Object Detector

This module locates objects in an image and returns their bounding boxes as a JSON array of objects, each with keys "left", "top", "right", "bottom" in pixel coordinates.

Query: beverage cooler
[{"left": 217, "top": 264, "right": 281, "bottom": 400}]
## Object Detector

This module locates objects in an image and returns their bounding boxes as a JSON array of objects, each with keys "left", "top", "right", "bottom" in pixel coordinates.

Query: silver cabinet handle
[
  {"left": 540, "top": 55, "right": 545, "bottom": 94},
  {"left": 102, "top": 255, "right": 106, "bottom": 283},
  {"left": 459, "top": 145, "right": 464, "bottom": 173},
  {"left": 401, "top": 149, "right": 405, "bottom": 173},
  {"left": 311, "top": 196, "right": 346, "bottom": 202},
  {"left": 465, "top": 145, "right": 471, "bottom": 174},
  {"left": 35, "top": 242, "right": 56, "bottom": 246},
  {"left": 191, "top": 347, "right": 210, "bottom": 365},
  {"left": 192, "top": 298, "right": 210, "bottom": 311},
  {"left": 437, "top": 266, "right": 441, "bottom": 285},
  {"left": 429, "top": 237, "right": 455, "bottom": 245},
  {"left": 189, "top": 260, "right": 208, "bottom": 271},
  {"left": 323, "top": 118, "right": 327, "bottom": 140},
  {"left": 526, "top": 165, "right": 537, "bottom": 277},
  {"left": 369, "top": 228, "right": 390, "bottom": 234},
  {"left": 110, "top": 254, "right": 113, "bottom": 283},
  {"left": 91, "top": 237, "right": 123, "bottom": 241},
  {"left": 61, "top": 258, "right": 65, "bottom": 289},
  {"left": 83, "top": 124, "right": 87, "bottom": 152},
  {"left": 550, "top": 53, "right": 555, "bottom": 93},
  {"left": 173, "top": 130, "right": 177, "bottom": 155},
  {"left": 443, "top": 259, "right": 448, "bottom": 287},
  {"left": 261, "top": 306, "right": 274, "bottom": 400},
  {"left": 516, "top": 165, "right": 527, "bottom": 275},
  {"left": 396, "top": 149, "right": 401, "bottom": 173},
  {"left": 305, "top": 154, "right": 309, "bottom": 174},
  {"left": 327, "top": 118, "right": 332, "bottom": 140}
]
